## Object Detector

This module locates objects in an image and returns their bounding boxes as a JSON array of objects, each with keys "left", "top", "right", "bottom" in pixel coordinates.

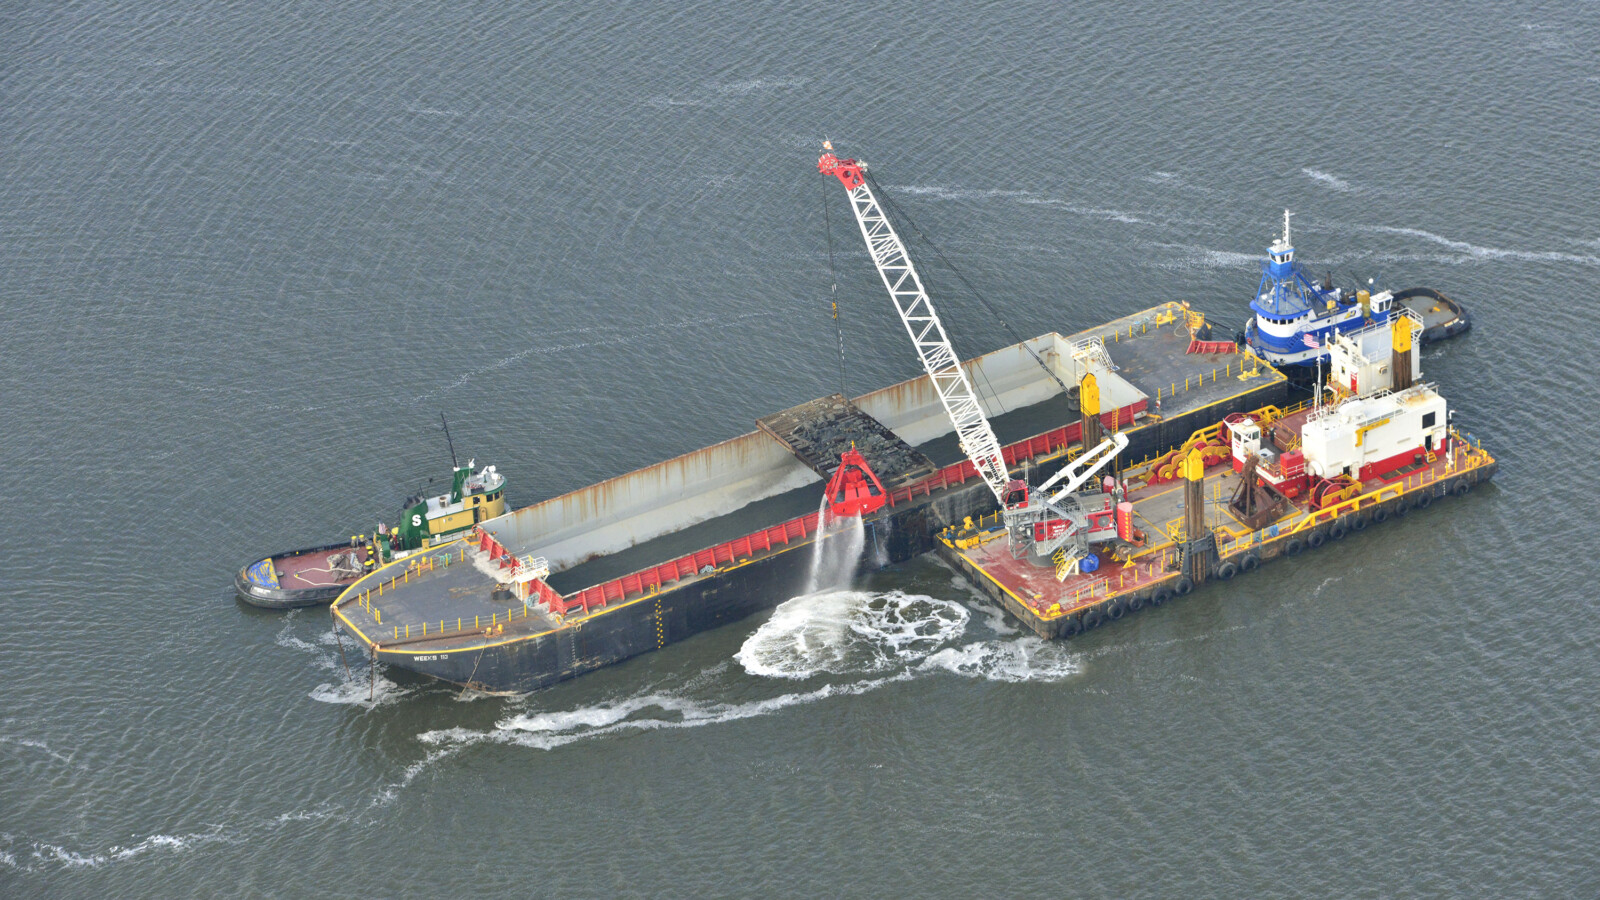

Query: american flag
[{"left": 1302, "top": 333, "right": 1321, "bottom": 349}]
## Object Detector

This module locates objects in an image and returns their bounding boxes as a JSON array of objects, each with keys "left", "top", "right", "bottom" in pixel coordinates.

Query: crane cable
[
  {"left": 865, "top": 170, "right": 1077, "bottom": 405},
  {"left": 822, "top": 177, "right": 848, "bottom": 400}
]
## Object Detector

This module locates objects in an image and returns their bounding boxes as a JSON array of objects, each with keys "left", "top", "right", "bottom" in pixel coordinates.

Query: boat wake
[
  {"left": 272, "top": 612, "right": 414, "bottom": 707},
  {"left": 1340, "top": 223, "right": 1600, "bottom": 266},
  {"left": 418, "top": 673, "right": 914, "bottom": 754},
  {"left": 921, "top": 638, "right": 1079, "bottom": 682},
  {"left": 308, "top": 673, "right": 412, "bottom": 708},
  {"left": 419, "top": 588, "right": 1081, "bottom": 762},
  {"left": 273, "top": 612, "right": 343, "bottom": 674},
  {"left": 0, "top": 828, "right": 238, "bottom": 872},
  {"left": 1301, "top": 167, "right": 1355, "bottom": 192}
]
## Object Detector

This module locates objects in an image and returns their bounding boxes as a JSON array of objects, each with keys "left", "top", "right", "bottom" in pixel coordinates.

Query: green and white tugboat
[{"left": 235, "top": 425, "right": 508, "bottom": 609}]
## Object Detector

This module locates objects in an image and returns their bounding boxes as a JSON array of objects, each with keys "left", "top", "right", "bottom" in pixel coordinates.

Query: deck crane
[{"left": 818, "top": 144, "right": 1127, "bottom": 567}]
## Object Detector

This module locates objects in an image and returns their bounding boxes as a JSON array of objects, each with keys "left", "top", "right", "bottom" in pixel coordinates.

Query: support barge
[{"left": 946, "top": 312, "right": 1495, "bottom": 636}]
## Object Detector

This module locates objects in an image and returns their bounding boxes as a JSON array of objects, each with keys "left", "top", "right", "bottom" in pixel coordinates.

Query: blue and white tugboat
[{"left": 1241, "top": 210, "right": 1471, "bottom": 385}]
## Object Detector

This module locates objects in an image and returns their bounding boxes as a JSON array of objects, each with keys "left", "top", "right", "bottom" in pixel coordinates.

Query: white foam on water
[
  {"left": 1301, "top": 167, "right": 1354, "bottom": 192},
  {"left": 405, "top": 310, "right": 776, "bottom": 404},
  {"left": 407, "top": 595, "right": 1081, "bottom": 765},
  {"left": 894, "top": 183, "right": 1033, "bottom": 203},
  {"left": 921, "top": 637, "right": 1081, "bottom": 682},
  {"left": 0, "top": 735, "right": 79, "bottom": 767},
  {"left": 417, "top": 673, "right": 914, "bottom": 754},
  {"left": 711, "top": 76, "right": 808, "bottom": 95},
  {"left": 309, "top": 671, "right": 412, "bottom": 708},
  {"left": 274, "top": 612, "right": 341, "bottom": 673},
  {"left": 1015, "top": 197, "right": 1151, "bottom": 224},
  {"left": 734, "top": 590, "right": 970, "bottom": 680},
  {"left": 928, "top": 557, "right": 1021, "bottom": 636},
  {"left": 272, "top": 804, "right": 341, "bottom": 824},
  {"left": 369, "top": 746, "right": 465, "bottom": 806},
  {"left": 952, "top": 577, "right": 1020, "bottom": 636},
  {"left": 1346, "top": 224, "right": 1600, "bottom": 266},
  {"left": 5, "top": 828, "right": 235, "bottom": 871},
  {"left": 1149, "top": 245, "right": 1261, "bottom": 270}
]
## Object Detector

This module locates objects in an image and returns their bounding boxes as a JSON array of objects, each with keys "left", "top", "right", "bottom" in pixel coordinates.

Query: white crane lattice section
[{"left": 839, "top": 179, "right": 1010, "bottom": 503}]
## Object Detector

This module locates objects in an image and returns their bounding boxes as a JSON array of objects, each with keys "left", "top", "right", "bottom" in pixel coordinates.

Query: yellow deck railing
[{"left": 388, "top": 601, "right": 534, "bottom": 642}]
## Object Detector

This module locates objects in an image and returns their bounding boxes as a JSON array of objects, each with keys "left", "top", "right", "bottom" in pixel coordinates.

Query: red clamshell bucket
[{"left": 824, "top": 448, "right": 888, "bottom": 520}]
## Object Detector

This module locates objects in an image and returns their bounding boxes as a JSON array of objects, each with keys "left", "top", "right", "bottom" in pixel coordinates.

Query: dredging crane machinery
[{"left": 818, "top": 143, "right": 1127, "bottom": 572}]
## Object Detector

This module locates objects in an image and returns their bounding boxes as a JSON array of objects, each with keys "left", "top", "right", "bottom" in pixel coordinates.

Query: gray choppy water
[{"left": 4, "top": 1, "right": 1599, "bottom": 896}]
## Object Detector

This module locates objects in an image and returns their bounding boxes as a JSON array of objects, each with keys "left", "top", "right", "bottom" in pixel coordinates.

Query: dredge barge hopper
[{"left": 332, "top": 304, "right": 1289, "bottom": 692}]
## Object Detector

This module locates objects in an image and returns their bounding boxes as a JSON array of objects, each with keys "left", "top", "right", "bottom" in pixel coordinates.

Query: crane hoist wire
[
  {"left": 864, "top": 169, "right": 1077, "bottom": 406},
  {"left": 821, "top": 176, "right": 847, "bottom": 399}
]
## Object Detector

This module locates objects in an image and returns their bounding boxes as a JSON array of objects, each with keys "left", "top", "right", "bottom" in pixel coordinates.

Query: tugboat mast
[
  {"left": 441, "top": 412, "right": 459, "bottom": 470},
  {"left": 1257, "top": 208, "right": 1321, "bottom": 317}
]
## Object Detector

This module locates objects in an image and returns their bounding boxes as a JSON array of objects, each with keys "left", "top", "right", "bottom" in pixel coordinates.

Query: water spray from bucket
[{"left": 804, "top": 448, "right": 887, "bottom": 594}]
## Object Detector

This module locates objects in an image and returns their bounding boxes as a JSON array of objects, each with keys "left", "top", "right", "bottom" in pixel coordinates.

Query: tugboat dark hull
[
  {"left": 236, "top": 542, "right": 366, "bottom": 609},
  {"left": 1392, "top": 287, "right": 1472, "bottom": 344}
]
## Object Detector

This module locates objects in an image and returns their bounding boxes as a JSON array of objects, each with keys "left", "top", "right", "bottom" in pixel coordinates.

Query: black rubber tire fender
[
  {"left": 1216, "top": 560, "right": 1238, "bottom": 580},
  {"left": 1240, "top": 553, "right": 1261, "bottom": 572},
  {"left": 1127, "top": 594, "right": 1145, "bottom": 612},
  {"left": 1285, "top": 539, "right": 1305, "bottom": 557},
  {"left": 1453, "top": 479, "right": 1472, "bottom": 496},
  {"left": 1329, "top": 520, "right": 1348, "bottom": 540},
  {"left": 1308, "top": 530, "right": 1327, "bottom": 549},
  {"left": 1107, "top": 599, "right": 1127, "bottom": 620},
  {"left": 1082, "top": 609, "right": 1103, "bottom": 630},
  {"left": 1351, "top": 513, "right": 1370, "bottom": 531},
  {"left": 1371, "top": 506, "right": 1389, "bottom": 524},
  {"left": 1175, "top": 577, "right": 1195, "bottom": 596},
  {"left": 1151, "top": 589, "right": 1173, "bottom": 607},
  {"left": 1417, "top": 491, "right": 1433, "bottom": 509},
  {"left": 1061, "top": 617, "right": 1083, "bottom": 638}
]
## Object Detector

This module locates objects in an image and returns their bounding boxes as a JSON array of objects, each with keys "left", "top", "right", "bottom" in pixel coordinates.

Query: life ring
[
  {"left": 1127, "top": 594, "right": 1145, "bottom": 612},
  {"left": 1175, "top": 577, "right": 1195, "bottom": 596},
  {"left": 1417, "top": 492, "right": 1433, "bottom": 509},
  {"left": 1151, "top": 589, "right": 1173, "bottom": 607},
  {"left": 1240, "top": 553, "right": 1261, "bottom": 572},
  {"left": 1308, "top": 530, "right": 1327, "bottom": 549},
  {"left": 1329, "top": 521, "right": 1348, "bottom": 540},
  {"left": 1061, "top": 617, "right": 1083, "bottom": 637},
  {"left": 1372, "top": 506, "right": 1389, "bottom": 524},
  {"left": 1285, "top": 539, "right": 1305, "bottom": 557},
  {"left": 1216, "top": 560, "right": 1238, "bottom": 580},
  {"left": 1107, "top": 599, "right": 1127, "bottom": 620}
]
